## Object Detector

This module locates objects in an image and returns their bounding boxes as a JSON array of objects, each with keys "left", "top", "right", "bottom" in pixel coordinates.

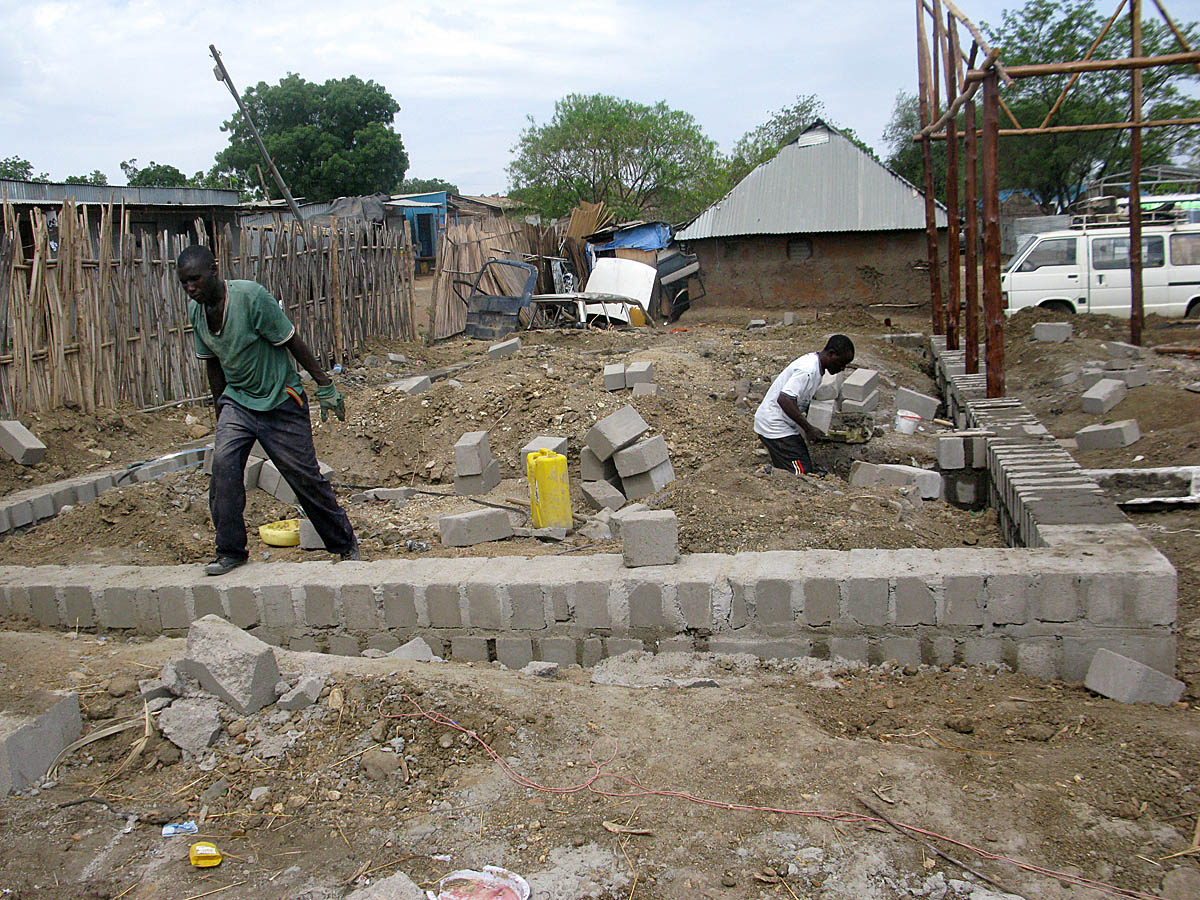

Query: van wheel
[
  {"left": 1041, "top": 300, "right": 1074, "bottom": 316},
  {"left": 1187, "top": 298, "right": 1200, "bottom": 319}
]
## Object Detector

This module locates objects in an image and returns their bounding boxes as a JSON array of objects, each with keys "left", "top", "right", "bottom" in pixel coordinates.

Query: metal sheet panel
[
  {"left": 676, "top": 122, "right": 947, "bottom": 241},
  {"left": 0, "top": 180, "right": 241, "bottom": 207}
]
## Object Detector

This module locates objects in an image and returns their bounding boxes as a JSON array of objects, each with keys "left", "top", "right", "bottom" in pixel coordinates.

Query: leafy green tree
[
  {"left": 121, "top": 159, "right": 190, "bottom": 187},
  {"left": 398, "top": 177, "right": 459, "bottom": 195},
  {"left": 883, "top": 91, "right": 948, "bottom": 198},
  {"left": 64, "top": 170, "right": 108, "bottom": 185},
  {"left": 0, "top": 156, "right": 49, "bottom": 181},
  {"left": 508, "top": 93, "right": 725, "bottom": 222},
  {"left": 984, "top": 0, "right": 1200, "bottom": 210},
  {"left": 728, "top": 94, "right": 825, "bottom": 183},
  {"left": 215, "top": 73, "right": 408, "bottom": 202}
]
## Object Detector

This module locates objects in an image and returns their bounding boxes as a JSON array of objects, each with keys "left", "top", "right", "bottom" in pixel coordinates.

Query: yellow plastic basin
[{"left": 258, "top": 519, "right": 301, "bottom": 547}]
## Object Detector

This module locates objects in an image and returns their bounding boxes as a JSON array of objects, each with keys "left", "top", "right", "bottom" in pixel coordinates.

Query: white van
[{"left": 1001, "top": 222, "right": 1200, "bottom": 318}]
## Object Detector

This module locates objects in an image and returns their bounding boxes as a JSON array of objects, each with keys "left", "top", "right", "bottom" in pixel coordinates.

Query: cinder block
[
  {"left": 628, "top": 582, "right": 664, "bottom": 627},
  {"left": 488, "top": 337, "right": 521, "bottom": 358},
  {"left": 30, "top": 492, "right": 55, "bottom": 522},
  {"left": 580, "top": 446, "right": 620, "bottom": 483},
  {"left": 302, "top": 585, "right": 337, "bottom": 627},
  {"left": 226, "top": 587, "right": 258, "bottom": 629},
  {"left": 747, "top": 318, "right": 767, "bottom": 329},
  {"left": 942, "top": 575, "right": 985, "bottom": 625},
  {"left": 613, "top": 435, "right": 669, "bottom": 477},
  {"left": 813, "top": 372, "right": 842, "bottom": 401},
  {"left": 1074, "top": 420, "right": 1140, "bottom": 451},
  {"left": 621, "top": 458, "right": 674, "bottom": 501},
  {"left": 937, "top": 435, "right": 966, "bottom": 470},
  {"left": 508, "top": 584, "right": 547, "bottom": 630},
  {"left": 425, "top": 584, "right": 462, "bottom": 627},
  {"left": 29, "top": 586, "right": 60, "bottom": 627},
  {"left": 1053, "top": 371, "right": 1078, "bottom": 388},
  {"left": 875, "top": 464, "right": 942, "bottom": 499},
  {"left": 496, "top": 636, "right": 534, "bottom": 669},
  {"left": 454, "top": 458, "right": 501, "bottom": 495},
  {"left": 0, "top": 692, "right": 82, "bottom": 794},
  {"left": 1085, "top": 648, "right": 1183, "bottom": 705},
  {"left": 844, "top": 577, "right": 888, "bottom": 626},
  {"left": 1033, "top": 322, "right": 1072, "bottom": 342},
  {"left": 987, "top": 574, "right": 1031, "bottom": 625},
  {"left": 840, "top": 389, "right": 880, "bottom": 414},
  {"left": 1079, "top": 368, "right": 1107, "bottom": 390},
  {"left": 828, "top": 636, "right": 869, "bottom": 663},
  {"left": 754, "top": 579, "right": 793, "bottom": 625},
  {"left": 382, "top": 583, "right": 417, "bottom": 627},
  {"left": 931, "top": 635, "right": 957, "bottom": 667},
  {"left": 621, "top": 509, "right": 679, "bottom": 567},
  {"left": 880, "top": 636, "right": 921, "bottom": 667},
  {"left": 581, "top": 480, "right": 625, "bottom": 511},
  {"left": 386, "top": 375, "right": 431, "bottom": 395},
  {"left": 606, "top": 638, "right": 644, "bottom": 657},
  {"left": 625, "top": 361, "right": 654, "bottom": 386},
  {"left": 439, "top": 507, "right": 513, "bottom": 546},
  {"left": 366, "top": 632, "right": 401, "bottom": 653},
  {"left": 520, "top": 436, "right": 567, "bottom": 469},
  {"left": 848, "top": 460, "right": 880, "bottom": 487},
  {"left": 806, "top": 400, "right": 835, "bottom": 433},
  {"left": 191, "top": 585, "right": 224, "bottom": 619},
  {"left": 962, "top": 636, "right": 1005, "bottom": 667},
  {"left": 1100, "top": 340, "right": 1141, "bottom": 359},
  {"left": 97, "top": 587, "right": 137, "bottom": 629},
  {"left": 893, "top": 577, "right": 935, "bottom": 625},
  {"left": 289, "top": 635, "right": 321, "bottom": 653},
  {"left": 840, "top": 369, "right": 879, "bottom": 402},
  {"left": 895, "top": 387, "right": 940, "bottom": 421},
  {"left": 631, "top": 382, "right": 658, "bottom": 397},
  {"left": 783, "top": 311, "right": 796, "bottom": 326},
  {"left": 802, "top": 578, "right": 839, "bottom": 625},
  {"left": 1113, "top": 366, "right": 1150, "bottom": 387},
  {"left": 327, "top": 634, "right": 361, "bottom": 657},
  {"left": 298, "top": 518, "right": 326, "bottom": 550},
  {"left": 603, "top": 364, "right": 626, "bottom": 391},
  {"left": 341, "top": 585, "right": 378, "bottom": 631},
  {"left": 467, "top": 584, "right": 502, "bottom": 629},
  {"left": 584, "top": 405, "right": 650, "bottom": 461},
  {"left": 538, "top": 637, "right": 577, "bottom": 668},
  {"left": 454, "top": 430, "right": 492, "bottom": 477},
  {"left": 243, "top": 458, "right": 264, "bottom": 491},
  {"left": 257, "top": 585, "right": 293, "bottom": 629},
  {"left": 1081, "top": 378, "right": 1127, "bottom": 414},
  {"left": 571, "top": 581, "right": 610, "bottom": 628},
  {"left": 676, "top": 582, "right": 712, "bottom": 629},
  {"left": 61, "top": 586, "right": 94, "bottom": 629},
  {"left": 1017, "top": 640, "right": 1060, "bottom": 680},
  {"left": 0, "top": 420, "right": 47, "bottom": 465}
]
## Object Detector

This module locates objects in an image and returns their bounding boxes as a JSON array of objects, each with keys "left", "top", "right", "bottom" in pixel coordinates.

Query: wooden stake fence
[{"left": 0, "top": 201, "right": 415, "bottom": 416}]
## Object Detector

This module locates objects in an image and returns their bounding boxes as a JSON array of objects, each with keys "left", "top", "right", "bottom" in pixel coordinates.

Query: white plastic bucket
[{"left": 895, "top": 410, "right": 922, "bottom": 435}]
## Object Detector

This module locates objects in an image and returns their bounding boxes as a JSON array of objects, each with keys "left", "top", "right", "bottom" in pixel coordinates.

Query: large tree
[
  {"left": 508, "top": 93, "right": 726, "bottom": 222},
  {"left": 398, "top": 177, "right": 459, "bottom": 195},
  {"left": 64, "top": 170, "right": 108, "bottom": 185},
  {"left": 0, "top": 156, "right": 49, "bottom": 181},
  {"left": 214, "top": 73, "right": 408, "bottom": 202},
  {"left": 984, "top": 0, "right": 1199, "bottom": 210},
  {"left": 121, "top": 159, "right": 190, "bottom": 187},
  {"left": 727, "top": 93, "right": 826, "bottom": 184},
  {"left": 883, "top": 91, "right": 948, "bottom": 198}
]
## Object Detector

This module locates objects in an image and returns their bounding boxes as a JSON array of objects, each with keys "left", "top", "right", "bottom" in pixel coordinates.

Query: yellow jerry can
[{"left": 526, "top": 449, "right": 572, "bottom": 530}]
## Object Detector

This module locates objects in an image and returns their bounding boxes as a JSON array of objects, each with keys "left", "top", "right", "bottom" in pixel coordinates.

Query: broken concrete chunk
[
  {"left": 1085, "top": 649, "right": 1184, "bottom": 706},
  {"left": 344, "top": 870, "right": 426, "bottom": 900},
  {"left": 439, "top": 507, "right": 513, "bottom": 546},
  {"left": 584, "top": 404, "right": 650, "bottom": 461},
  {"left": 0, "top": 420, "right": 47, "bottom": 466},
  {"left": 138, "top": 678, "right": 173, "bottom": 704},
  {"left": 385, "top": 376, "right": 431, "bottom": 395},
  {"left": 1100, "top": 340, "right": 1141, "bottom": 359},
  {"left": 365, "top": 487, "right": 413, "bottom": 504},
  {"left": 0, "top": 691, "right": 81, "bottom": 794},
  {"left": 522, "top": 661, "right": 560, "bottom": 678},
  {"left": 183, "top": 615, "right": 282, "bottom": 715},
  {"left": 158, "top": 698, "right": 223, "bottom": 755},
  {"left": 747, "top": 318, "right": 767, "bottom": 329},
  {"left": 278, "top": 676, "right": 324, "bottom": 710},
  {"left": 360, "top": 748, "right": 402, "bottom": 780},
  {"left": 388, "top": 637, "right": 441, "bottom": 662}
]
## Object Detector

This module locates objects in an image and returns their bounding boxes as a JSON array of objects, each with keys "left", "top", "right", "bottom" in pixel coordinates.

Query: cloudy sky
[{"left": 5, "top": 0, "right": 1025, "bottom": 194}]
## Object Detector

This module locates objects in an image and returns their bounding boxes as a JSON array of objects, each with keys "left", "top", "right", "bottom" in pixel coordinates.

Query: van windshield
[{"left": 1005, "top": 235, "right": 1038, "bottom": 272}]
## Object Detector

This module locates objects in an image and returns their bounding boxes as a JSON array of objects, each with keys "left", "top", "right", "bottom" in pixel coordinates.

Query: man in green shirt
[{"left": 179, "top": 244, "right": 358, "bottom": 575}]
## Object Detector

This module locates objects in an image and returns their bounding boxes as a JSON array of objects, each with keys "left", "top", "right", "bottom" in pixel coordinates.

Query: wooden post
[
  {"left": 1129, "top": 0, "right": 1144, "bottom": 346},
  {"left": 964, "top": 94, "right": 980, "bottom": 374},
  {"left": 943, "top": 13, "right": 962, "bottom": 351},
  {"left": 917, "top": 0, "right": 945, "bottom": 335},
  {"left": 982, "top": 69, "right": 1004, "bottom": 398}
]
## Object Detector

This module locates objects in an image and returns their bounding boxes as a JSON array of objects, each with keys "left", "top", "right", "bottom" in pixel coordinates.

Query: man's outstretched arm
[{"left": 284, "top": 334, "right": 332, "bottom": 386}]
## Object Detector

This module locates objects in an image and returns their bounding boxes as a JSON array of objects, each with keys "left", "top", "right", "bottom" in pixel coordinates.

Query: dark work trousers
[
  {"left": 758, "top": 432, "right": 815, "bottom": 475},
  {"left": 210, "top": 395, "right": 356, "bottom": 560}
]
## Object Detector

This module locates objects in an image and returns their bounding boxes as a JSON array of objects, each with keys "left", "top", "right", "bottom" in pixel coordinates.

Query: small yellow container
[
  {"left": 189, "top": 841, "right": 222, "bottom": 867},
  {"left": 526, "top": 449, "right": 572, "bottom": 530},
  {"left": 258, "top": 518, "right": 301, "bottom": 547}
]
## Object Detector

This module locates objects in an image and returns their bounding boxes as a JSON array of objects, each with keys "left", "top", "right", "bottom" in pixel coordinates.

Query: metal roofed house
[{"left": 675, "top": 120, "right": 947, "bottom": 309}]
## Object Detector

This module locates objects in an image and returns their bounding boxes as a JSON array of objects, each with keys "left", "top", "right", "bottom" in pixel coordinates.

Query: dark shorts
[{"left": 757, "top": 432, "right": 814, "bottom": 475}]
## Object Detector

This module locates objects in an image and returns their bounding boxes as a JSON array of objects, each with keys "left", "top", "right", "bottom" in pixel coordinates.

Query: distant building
[{"left": 675, "top": 121, "right": 947, "bottom": 308}]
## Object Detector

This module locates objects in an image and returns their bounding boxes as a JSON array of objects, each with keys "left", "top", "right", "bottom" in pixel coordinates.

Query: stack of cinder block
[
  {"left": 454, "top": 430, "right": 500, "bottom": 495},
  {"left": 580, "top": 405, "right": 675, "bottom": 510},
  {"left": 839, "top": 368, "right": 880, "bottom": 414},
  {"left": 934, "top": 430, "right": 991, "bottom": 507},
  {"left": 603, "top": 360, "right": 658, "bottom": 397}
]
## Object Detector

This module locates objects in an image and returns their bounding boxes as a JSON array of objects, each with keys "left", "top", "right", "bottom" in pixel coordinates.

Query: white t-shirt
[{"left": 753, "top": 352, "right": 823, "bottom": 439}]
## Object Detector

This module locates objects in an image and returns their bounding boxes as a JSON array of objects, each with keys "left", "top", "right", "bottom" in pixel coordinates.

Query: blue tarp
[{"left": 589, "top": 222, "right": 672, "bottom": 252}]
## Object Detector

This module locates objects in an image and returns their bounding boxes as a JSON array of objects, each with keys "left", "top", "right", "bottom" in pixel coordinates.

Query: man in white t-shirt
[{"left": 753, "top": 334, "right": 855, "bottom": 474}]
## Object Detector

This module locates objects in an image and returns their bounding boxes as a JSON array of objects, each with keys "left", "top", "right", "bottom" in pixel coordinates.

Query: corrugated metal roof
[
  {"left": 0, "top": 179, "right": 241, "bottom": 207},
  {"left": 676, "top": 121, "right": 947, "bottom": 241}
]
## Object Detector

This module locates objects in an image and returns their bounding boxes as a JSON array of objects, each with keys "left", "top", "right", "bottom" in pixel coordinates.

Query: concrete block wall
[{"left": 0, "top": 541, "right": 1174, "bottom": 681}]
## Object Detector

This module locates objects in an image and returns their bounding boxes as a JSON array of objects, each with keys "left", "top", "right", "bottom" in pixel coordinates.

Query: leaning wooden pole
[
  {"left": 943, "top": 13, "right": 962, "bottom": 351},
  {"left": 982, "top": 69, "right": 1004, "bottom": 398},
  {"left": 964, "top": 92, "right": 980, "bottom": 374},
  {"left": 1129, "top": 0, "right": 1145, "bottom": 345},
  {"left": 917, "top": 0, "right": 945, "bottom": 335}
]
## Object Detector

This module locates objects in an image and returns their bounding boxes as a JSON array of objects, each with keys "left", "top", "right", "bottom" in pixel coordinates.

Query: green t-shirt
[{"left": 190, "top": 280, "right": 304, "bottom": 411}]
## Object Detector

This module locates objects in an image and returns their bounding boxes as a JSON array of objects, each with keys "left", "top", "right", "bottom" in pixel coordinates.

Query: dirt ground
[{"left": 1, "top": 288, "right": 1200, "bottom": 899}]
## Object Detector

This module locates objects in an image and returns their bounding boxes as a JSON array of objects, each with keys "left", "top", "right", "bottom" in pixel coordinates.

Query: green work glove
[{"left": 315, "top": 382, "right": 346, "bottom": 422}]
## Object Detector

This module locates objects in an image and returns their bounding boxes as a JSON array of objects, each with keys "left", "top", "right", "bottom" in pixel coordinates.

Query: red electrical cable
[{"left": 385, "top": 694, "right": 1164, "bottom": 900}]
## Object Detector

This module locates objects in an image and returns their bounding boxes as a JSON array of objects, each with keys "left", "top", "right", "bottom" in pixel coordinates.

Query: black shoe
[
  {"left": 339, "top": 546, "right": 362, "bottom": 561},
  {"left": 204, "top": 556, "right": 247, "bottom": 576}
]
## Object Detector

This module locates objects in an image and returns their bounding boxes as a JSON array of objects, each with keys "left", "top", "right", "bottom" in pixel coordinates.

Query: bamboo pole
[
  {"left": 1130, "top": 0, "right": 1145, "bottom": 346},
  {"left": 982, "top": 70, "right": 1004, "bottom": 399},
  {"left": 917, "top": 0, "right": 944, "bottom": 336}
]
